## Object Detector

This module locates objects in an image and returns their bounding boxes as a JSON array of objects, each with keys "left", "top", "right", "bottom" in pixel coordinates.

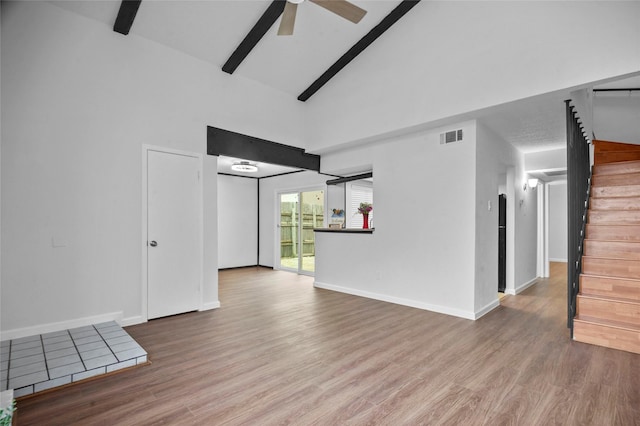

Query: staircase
[{"left": 573, "top": 141, "right": 640, "bottom": 354}]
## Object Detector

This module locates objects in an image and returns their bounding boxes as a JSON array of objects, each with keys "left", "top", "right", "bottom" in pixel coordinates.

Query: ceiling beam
[
  {"left": 298, "top": 0, "right": 421, "bottom": 102},
  {"left": 113, "top": 0, "right": 142, "bottom": 35},
  {"left": 222, "top": 0, "right": 287, "bottom": 74},
  {"left": 207, "top": 126, "right": 320, "bottom": 172}
]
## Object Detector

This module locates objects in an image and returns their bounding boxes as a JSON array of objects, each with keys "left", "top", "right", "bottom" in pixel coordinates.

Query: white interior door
[{"left": 147, "top": 149, "right": 201, "bottom": 319}]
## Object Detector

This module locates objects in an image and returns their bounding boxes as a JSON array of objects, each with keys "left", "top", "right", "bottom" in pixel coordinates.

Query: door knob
[{"left": 149, "top": 241, "right": 158, "bottom": 247}]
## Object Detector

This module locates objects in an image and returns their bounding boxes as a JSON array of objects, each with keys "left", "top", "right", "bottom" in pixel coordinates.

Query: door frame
[
  {"left": 274, "top": 186, "right": 326, "bottom": 276},
  {"left": 141, "top": 145, "right": 204, "bottom": 322}
]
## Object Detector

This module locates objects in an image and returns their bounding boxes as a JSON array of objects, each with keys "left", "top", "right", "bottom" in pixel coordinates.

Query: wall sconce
[{"left": 523, "top": 177, "right": 539, "bottom": 191}]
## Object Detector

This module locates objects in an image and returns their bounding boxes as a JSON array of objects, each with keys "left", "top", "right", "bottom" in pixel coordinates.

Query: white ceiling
[{"left": 50, "top": 1, "right": 639, "bottom": 161}]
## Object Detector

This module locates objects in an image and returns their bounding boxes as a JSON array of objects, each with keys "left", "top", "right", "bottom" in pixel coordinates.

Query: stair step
[
  {"left": 582, "top": 256, "right": 640, "bottom": 280},
  {"left": 590, "top": 197, "right": 640, "bottom": 211},
  {"left": 586, "top": 224, "right": 640, "bottom": 241},
  {"left": 583, "top": 240, "right": 640, "bottom": 259},
  {"left": 593, "top": 160, "right": 640, "bottom": 176},
  {"left": 592, "top": 172, "right": 640, "bottom": 187},
  {"left": 588, "top": 209, "right": 640, "bottom": 224},
  {"left": 594, "top": 152, "right": 640, "bottom": 165},
  {"left": 591, "top": 185, "right": 640, "bottom": 198},
  {"left": 577, "top": 294, "right": 640, "bottom": 325},
  {"left": 580, "top": 274, "right": 640, "bottom": 301},
  {"left": 573, "top": 317, "right": 640, "bottom": 354}
]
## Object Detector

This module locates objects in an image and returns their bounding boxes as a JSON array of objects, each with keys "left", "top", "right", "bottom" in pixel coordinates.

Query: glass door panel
[
  {"left": 279, "top": 193, "right": 299, "bottom": 271},
  {"left": 300, "top": 190, "right": 324, "bottom": 274}
]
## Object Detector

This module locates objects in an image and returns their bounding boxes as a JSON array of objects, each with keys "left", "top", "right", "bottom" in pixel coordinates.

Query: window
[{"left": 346, "top": 182, "right": 373, "bottom": 228}]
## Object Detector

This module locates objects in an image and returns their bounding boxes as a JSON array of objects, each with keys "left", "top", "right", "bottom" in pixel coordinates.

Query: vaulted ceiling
[{"left": 51, "top": 1, "right": 639, "bottom": 161}]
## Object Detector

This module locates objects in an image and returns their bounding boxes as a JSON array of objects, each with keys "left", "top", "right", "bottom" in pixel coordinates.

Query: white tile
[
  {"left": 114, "top": 347, "right": 147, "bottom": 362},
  {"left": 11, "top": 339, "right": 42, "bottom": 351},
  {"left": 0, "top": 340, "right": 10, "bottom": 348},
  {"left": 46, "top": 354, "right": 82, "bottom": 369},
  {"left": 11, "top": 335, "right": 40, "bottom": 345},
  {"left": 103, "top": 335, "right": 134, "bottom": 346},
  {"left": 8, "top": 353, "right": 45, "bottom": 368},
  {"left": 13, "top": 385, "right": 33, "bottom": 398},
  {"left": 69, "top": 330, "right": 98, "bottom": 340},
  {"left": 106, "top": 359, "right": 136, "bottom": 373},
  {"left": 34, "top": 375, "right": 71, "bottom": 393},
  {"left": 72, "top": 335, "right": 102, "bottom": 346},
  {"left": 9, "top": 361, "right": 46, "bottom": 379},
  {"left": 42, "top": 335, "right": 73, "bottom": 345},
  {"left": 10, "top": 346, "right": 44, "bottom": 359},
  {"left": 79, "top": 347, "right": 112, "bottom": 361},
  {"left": 72, "top": 366, "right": 106, "bottom": 382},
  {"left": 76, "top": 341, "right": 108, "bottom": 353},
  {"left": 48, "top": 362, "right": 85, "bottom": 379},
  {"left": 9, "top": 371, "right": 48, "bottom": 389},
  {"left": 94, "top": 321, "right": 118, "bottom": 330},
  {"left": 136, "top": 355, "right": 148, "bottom": 364},
  {"left": 110, "top": 340, "right": 140, "bottom": 353},
  {"left": 43, "top": 340, "right": 75, "bottom": 352},
  {"left": 45, "top": 347, "right": 78, "bottom": 360},
  {"left": 99, "top": 329, "right": 127, "bottom": 339},
  {"left": 41, "top": 330, "right": 70, "bottom": 339},
  {"left": 84, "top": 354, "right": 117, "bottom": 370}
]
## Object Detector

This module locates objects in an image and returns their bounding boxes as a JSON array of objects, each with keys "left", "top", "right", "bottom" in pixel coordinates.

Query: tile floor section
[{"left": 1, "top": 321, "right": 147, "bottom": 398}]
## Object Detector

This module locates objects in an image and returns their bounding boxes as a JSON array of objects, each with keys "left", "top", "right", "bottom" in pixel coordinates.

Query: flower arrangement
[{"left": 357, "top": 202, "right": 373, "bottom": 215}]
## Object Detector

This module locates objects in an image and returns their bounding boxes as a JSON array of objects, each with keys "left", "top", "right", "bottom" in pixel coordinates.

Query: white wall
[
  {"left": 593, "top": 95, "right": 640, "bottom": 144},
  {"left": 217, "top": 174, "right": 258, "bottom": 269},
  {"left": 258, "top": 171, "right": 328, "bottom": 268},
  {"left": 316, "top": 122, "right": 478, "bottom": 318},
  {"left": 548, "top": 182, "right": 568, "bottom": 262},
  {"left": 305, "top": 1, "right": 640, "bottom": 152},
  {"left": 0, "top": 1, "right": 306, "bottom": 337}
]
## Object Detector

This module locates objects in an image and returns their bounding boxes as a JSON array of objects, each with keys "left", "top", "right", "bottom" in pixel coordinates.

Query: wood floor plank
[{"left": 15, "top": 264, "right": 640, "bottom": 425}]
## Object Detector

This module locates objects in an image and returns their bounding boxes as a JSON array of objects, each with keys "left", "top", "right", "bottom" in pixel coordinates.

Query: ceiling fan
[{"left": 278, "top": 0, "right": 367, "bottom": 36}]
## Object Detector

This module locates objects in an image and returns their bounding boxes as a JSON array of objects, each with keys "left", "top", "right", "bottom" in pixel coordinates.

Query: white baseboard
[
  {"left": 505, "top": 277, "right": 539, "bottom": 295},
  {"left": 314, "top": 281, "right": 476, "bottom": 320},
  {"left": 201, "top": 301, "right": 221, "bottom": 311},
  {"left": 474, "top": 299, "right": 500, "bottom": 319},
  {"left": 0, "top": 312, "right": 124, "bottom": 341},
  {"left": 549, "top": 258, "right": 568, "bottom": 263},
  {"left": 121, "top": 315, "right": 146, "bottom": 327}
]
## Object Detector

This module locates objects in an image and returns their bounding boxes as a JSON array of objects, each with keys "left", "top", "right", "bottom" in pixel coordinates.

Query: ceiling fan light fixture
[{"left": 231, "top": 161, "right": 258, "bottom": 173}]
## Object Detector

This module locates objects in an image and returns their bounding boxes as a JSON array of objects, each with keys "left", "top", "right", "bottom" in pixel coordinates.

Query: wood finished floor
[{"left": 16, "top": 263, "right": 640, "bottom": 425}]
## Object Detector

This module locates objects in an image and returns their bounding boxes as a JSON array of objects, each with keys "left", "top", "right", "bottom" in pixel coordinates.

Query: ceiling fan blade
[
  {"left": 278, "top": 1, "right": 298, "bottom": 36},
  {"left": 309, "top": 0, "right": 367, "bottom": 24}
]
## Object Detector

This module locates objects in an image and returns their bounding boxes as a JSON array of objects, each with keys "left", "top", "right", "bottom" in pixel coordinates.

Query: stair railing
[{"left": 566, "top": 100, "right": 592, "bottom": 336}]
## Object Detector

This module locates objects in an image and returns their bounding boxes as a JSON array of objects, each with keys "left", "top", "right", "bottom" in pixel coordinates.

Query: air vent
[{"left": 440, "top": 129, "right": 463, "bottom": 144}]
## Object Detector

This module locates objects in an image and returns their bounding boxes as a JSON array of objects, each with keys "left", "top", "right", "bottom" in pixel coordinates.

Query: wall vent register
[{"left": 440, "top": 129, "right": 463, "bottom": 144}]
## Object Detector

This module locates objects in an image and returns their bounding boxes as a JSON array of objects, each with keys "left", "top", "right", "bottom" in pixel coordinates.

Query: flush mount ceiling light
[{"left": 231, "top": 161, "right": 258, "bottom": 173}]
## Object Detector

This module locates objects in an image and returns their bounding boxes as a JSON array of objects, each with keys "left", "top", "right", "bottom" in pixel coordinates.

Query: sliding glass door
[{"left": 278, "top": 189, "right": 324, "bottom": 275}]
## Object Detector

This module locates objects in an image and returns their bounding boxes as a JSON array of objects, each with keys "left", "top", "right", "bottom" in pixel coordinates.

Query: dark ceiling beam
[
  {"left": 298, "top": 0, "right": 421, "bottom": 102},
  {"left": 207, "top": 126, "right": 320, "bottom": 172},
  {"left": 113, "top": 0, "right": 142, "bottom": 35},
  {"left": 222, "top": 0, "right": 287, "bottom": 74}
]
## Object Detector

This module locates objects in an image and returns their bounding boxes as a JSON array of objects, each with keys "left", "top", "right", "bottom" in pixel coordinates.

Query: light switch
[{"left": 488, "top": 201, "right": 492, "bottom": 211}]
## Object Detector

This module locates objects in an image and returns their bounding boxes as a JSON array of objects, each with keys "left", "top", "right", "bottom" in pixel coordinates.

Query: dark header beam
[
  {"left": 113, "top": 0, "right": 142, "bottom": 35},
  {"left": 326, "top": 172, "right": 372, "bottom": 185},
  {"left": 222, "top": 0, "right": 286, "bottom": 74},
  {"left": 298, "top": 0, "right": 421, "bottom": 102},
  {"left": 207, "top": 126, "right": 320, "bottom": 172}
]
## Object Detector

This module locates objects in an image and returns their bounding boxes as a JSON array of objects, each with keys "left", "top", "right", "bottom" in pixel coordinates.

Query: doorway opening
[
  {"left": 278, "top": 189, "right": 325, "bottom": 275},
  {"left": 498, "top": 193, "right": 507, "bottom": 297}
]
